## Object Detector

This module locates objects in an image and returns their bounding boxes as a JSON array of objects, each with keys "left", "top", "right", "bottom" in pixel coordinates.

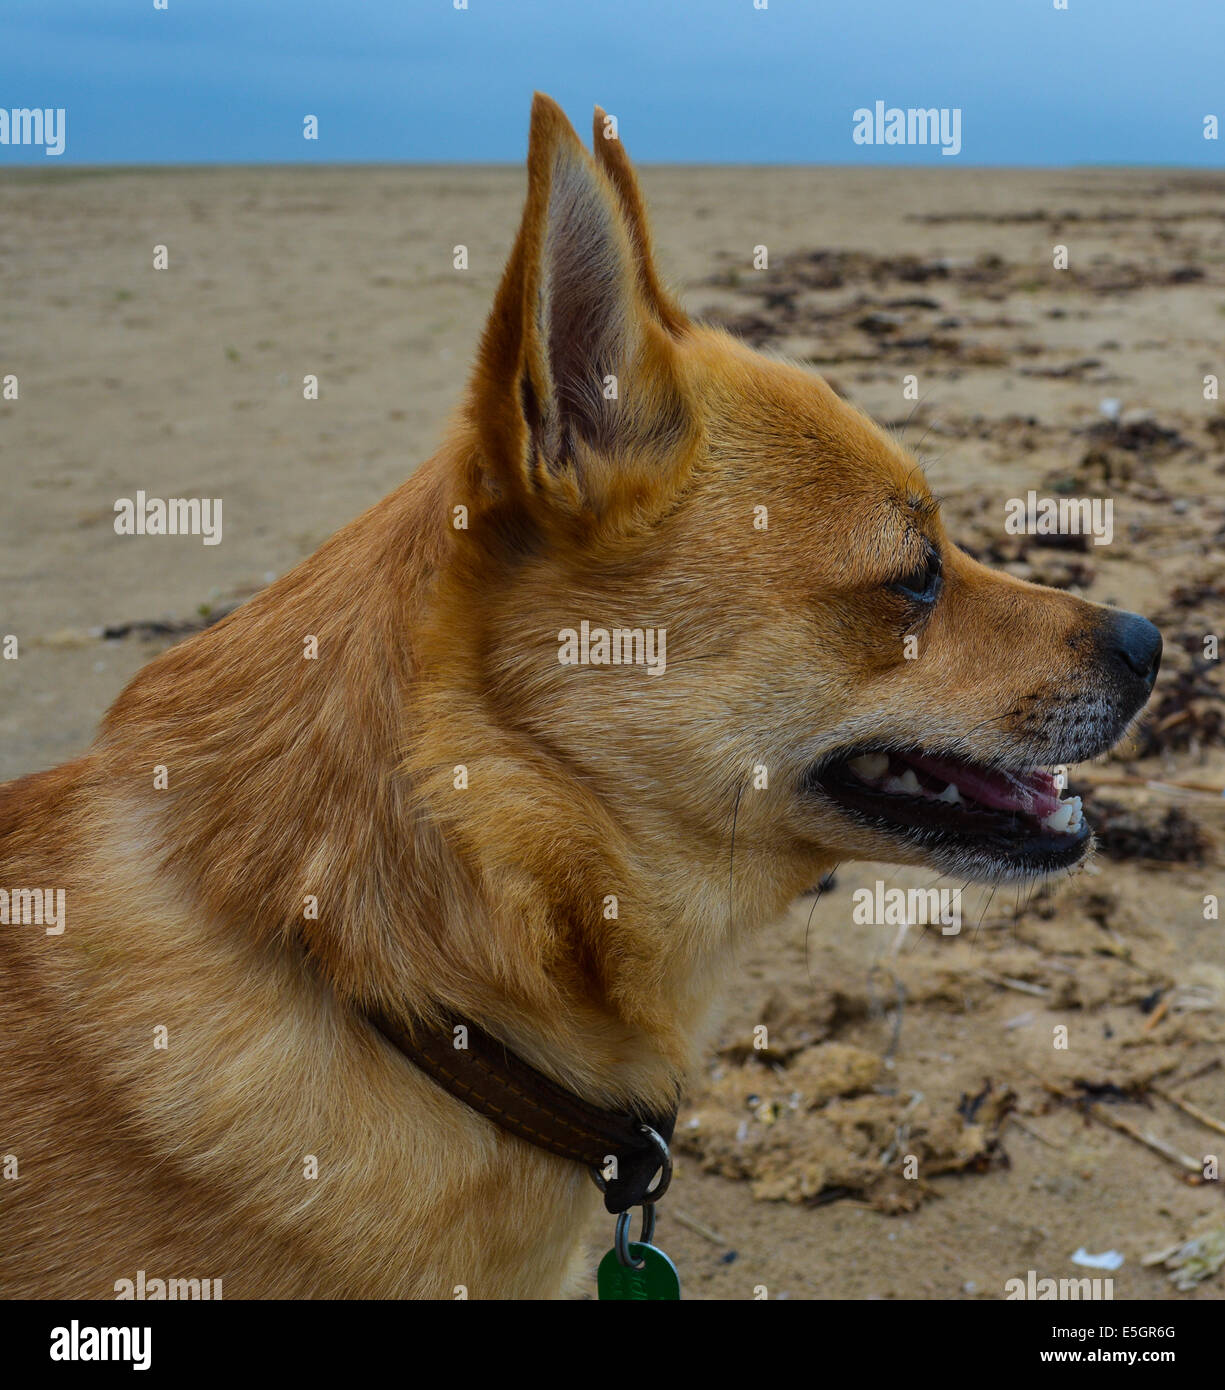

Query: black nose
[{"left": 1106, "top": 611, "right": 1162, "bottom": 691}]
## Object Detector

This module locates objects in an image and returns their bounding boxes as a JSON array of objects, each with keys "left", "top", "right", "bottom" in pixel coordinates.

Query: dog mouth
[{"left": 811, "top": 745, "right": 1091, "bottom": 874}]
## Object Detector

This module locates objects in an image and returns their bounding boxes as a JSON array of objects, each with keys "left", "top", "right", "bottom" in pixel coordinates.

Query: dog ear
[
  {"left": 468, "top": 93, "right": 691, "bottom": 517},
  {"left": 590, "top": 105, "right": 688, "bottom": 337}
]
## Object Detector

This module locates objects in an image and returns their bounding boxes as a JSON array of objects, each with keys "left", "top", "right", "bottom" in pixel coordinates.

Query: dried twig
[
  {"left": 1037, "top": 1077, "right": 1202, "bottom": 1175},
  {"left": 1005, "top": 1114, "right": 1066, "bottom": 1150},
  {"left": 977, "top": 971, "right": 1051, "bottom": 998},
  {"left": 1142, "top": 996, "right": 1171, "bottom": 1033},
  {"left": 1153, "top": 1087, "right": 1225, "bottom": 1139},
  {"left": 1084, "top": 1103, "right": 1201, "bottom": 1174},
  {"left": 670, "top": 1207, "right": 731, "bottom": 1247},
  {"left": 1168, "top": 1058, "right": 1222, "bottom": 1089}
]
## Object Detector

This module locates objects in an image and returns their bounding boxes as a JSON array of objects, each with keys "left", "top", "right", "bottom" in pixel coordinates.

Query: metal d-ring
[
  {"left": 614, "top": 1202, "right": 658, "bottom": 1269},
  {"left": 638, "top": 1123, "right": 673, "bottom": 1203}
]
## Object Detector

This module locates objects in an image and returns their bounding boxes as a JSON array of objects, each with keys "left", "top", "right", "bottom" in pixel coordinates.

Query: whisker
[
  {"left": 895, "top": 390, "right": 933, "bottom": 447},
  {"left": 726, "top": 780, "right": 744, "bottom": 939},
  {"left": 804, "top": 861, "right": 841, "bottom": 983},
  {"left": 972, "top": 883, "right": 999, "bottom": 948}
]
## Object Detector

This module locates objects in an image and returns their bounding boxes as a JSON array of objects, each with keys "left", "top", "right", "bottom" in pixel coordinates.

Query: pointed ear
[
  {"left": 591, "top": 106, "right": 688, "bottom": 336},
  {"left": 468, "top": 94, "right": 691, "bottom": 515}
]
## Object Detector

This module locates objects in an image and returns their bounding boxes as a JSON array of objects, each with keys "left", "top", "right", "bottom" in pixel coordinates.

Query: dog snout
[{"left": 1103, "top": 610, "right": 1162, "bottom": 695}]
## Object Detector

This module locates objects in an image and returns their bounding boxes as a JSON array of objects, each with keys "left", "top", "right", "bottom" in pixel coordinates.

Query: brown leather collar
[{"left": 370, "top": 1008, "right": 678, "bottom": 1214}]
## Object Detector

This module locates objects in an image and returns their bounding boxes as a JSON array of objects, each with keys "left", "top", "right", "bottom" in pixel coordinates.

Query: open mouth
[{"left": 812, "top": 745, "right": 1092, "bottom": 874}]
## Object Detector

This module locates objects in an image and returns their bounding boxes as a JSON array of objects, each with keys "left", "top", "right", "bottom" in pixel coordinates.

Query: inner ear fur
[{"left": 467, "top": 94, "right": 692, "bottom": 518}]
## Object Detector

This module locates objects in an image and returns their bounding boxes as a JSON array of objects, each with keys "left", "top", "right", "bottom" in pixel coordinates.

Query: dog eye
[{"left": 889, "top": 545, "right": 942, "bottom": 604}]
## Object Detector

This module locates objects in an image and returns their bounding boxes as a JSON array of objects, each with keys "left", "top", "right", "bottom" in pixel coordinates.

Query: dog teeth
[
  {"left": 884, "top": 769, "right": 922, "bottom": 796},
  {"left": 848, "top": 752, "right": 889, "bottom": 783},
  {"left": 1040, "top": 795, "right": 1083, "bottom": 835},
  {"left": 936, "top": 782, "right": 962, "bottom": 804}
]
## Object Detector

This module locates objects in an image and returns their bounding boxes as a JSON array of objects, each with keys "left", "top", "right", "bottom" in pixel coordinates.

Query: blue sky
[{"left": 1, "top": 0, "right": 1222, "bottom": 165}]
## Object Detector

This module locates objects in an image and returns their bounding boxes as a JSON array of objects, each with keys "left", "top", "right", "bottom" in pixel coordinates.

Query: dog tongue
[{"left": 905, "top": 752, "right": 1061, "bottom": 818}]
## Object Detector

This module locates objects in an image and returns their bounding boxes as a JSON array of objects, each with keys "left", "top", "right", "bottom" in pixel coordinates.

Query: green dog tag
[{"left": 597, "top": 1243, "right": 681, "bottom": 1300}]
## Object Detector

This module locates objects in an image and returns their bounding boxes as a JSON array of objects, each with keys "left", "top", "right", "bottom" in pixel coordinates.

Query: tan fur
[{"left": 0, "top": 95, "right": 1151, "bottom": 1298}]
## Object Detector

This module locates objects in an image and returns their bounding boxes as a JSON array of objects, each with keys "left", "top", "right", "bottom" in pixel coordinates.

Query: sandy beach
[{"left": 2, "top": 163, "right": 1223, "bottom": 1299}]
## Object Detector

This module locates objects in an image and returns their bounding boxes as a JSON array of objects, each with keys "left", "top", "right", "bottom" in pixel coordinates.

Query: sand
[{"left": 1, "top": 163, "right": 1223, "bottom": 1299}]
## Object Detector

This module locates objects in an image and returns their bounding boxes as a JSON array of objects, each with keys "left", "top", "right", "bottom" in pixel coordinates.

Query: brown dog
[{"left": 0, "top": 94, "right": 1160, "bottom": 1299}]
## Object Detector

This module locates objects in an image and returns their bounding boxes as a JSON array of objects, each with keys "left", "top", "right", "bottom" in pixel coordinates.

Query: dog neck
[{"left": 101, "top": 454, "right": 790, "bottom": 1117}]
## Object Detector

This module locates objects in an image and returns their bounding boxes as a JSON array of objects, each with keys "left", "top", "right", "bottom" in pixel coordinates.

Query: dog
[{"left": 0, "top": 93, "right": 1160, "bottom": 1299}]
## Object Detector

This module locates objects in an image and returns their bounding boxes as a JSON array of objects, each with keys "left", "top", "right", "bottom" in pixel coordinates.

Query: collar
[{"left": 370, "top": 1007, "right": 678, "bottom": 1214}]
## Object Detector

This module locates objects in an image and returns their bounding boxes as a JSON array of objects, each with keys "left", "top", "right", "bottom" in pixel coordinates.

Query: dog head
[{"left": 425, "top": 95, "right": 1161, "bottom": 941}]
